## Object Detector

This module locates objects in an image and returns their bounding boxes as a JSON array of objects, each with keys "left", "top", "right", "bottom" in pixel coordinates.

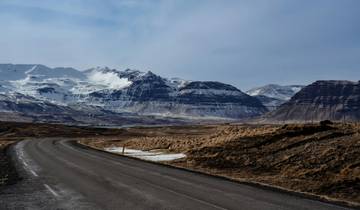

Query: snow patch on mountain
[
  {"left": 179, "top": 89, "right": 245, "bottom": 96},
  {"left": 0, "top": 84, "right": 11, "bottom": 94},
  {"left": 167, "top": 78, "right": 190, "bottom": 89},
  {"left": 246, "top": 84, "right": 305, "bottom": 110},
  {"left": 246, "top": 84, "right": 304, "bottom": 101}
]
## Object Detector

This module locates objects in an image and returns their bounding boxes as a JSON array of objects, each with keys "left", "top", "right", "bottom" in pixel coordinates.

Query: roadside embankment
[{"left": 0, "top": 140, "right": 20, "bottom": 186}]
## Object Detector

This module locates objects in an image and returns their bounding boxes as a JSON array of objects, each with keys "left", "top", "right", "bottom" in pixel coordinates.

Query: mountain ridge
[
  {"left": 264, "top": 80, "right": 360, "bottom": 122},
  {"left": 0, "top": 63, "right": 267, "bottom": 122}
]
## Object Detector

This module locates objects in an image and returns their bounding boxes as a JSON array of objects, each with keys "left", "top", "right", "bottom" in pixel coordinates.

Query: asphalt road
[{"left": 0, "top": 138, "right": 354, "bottom": 210}]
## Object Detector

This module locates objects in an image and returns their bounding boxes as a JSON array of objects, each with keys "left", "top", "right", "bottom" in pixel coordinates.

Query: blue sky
[{"left": 0, "top": 0, "right": 359, "bottom": 90}]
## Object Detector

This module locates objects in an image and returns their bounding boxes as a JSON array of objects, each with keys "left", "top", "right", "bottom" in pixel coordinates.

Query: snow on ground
[{"left": 105, "top": 147, "right": 186, "bottom": 162}]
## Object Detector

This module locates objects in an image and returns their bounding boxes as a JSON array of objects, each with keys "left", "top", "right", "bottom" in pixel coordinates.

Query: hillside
[{"left": 264, "top": 80, "right": 360, "bottom": 122}]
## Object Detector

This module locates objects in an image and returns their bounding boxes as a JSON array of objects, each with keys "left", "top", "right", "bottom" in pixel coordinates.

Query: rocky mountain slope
[
  {"left": 246, "top": 84, "right": 304, "bottom": 110},
  {"left": 0, "top": 92, "right": 190, "bottom": 126},
  {"left": 0, "top": 64, "right": 267, "bottom": 122},
  {"left": 265, "top": 80, "right": 360, "bottom": 122}
]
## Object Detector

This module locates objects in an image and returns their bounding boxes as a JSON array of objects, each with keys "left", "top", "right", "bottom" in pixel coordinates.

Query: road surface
[{"left": 0, "top": 138, "right": 354, "bottom": 210}]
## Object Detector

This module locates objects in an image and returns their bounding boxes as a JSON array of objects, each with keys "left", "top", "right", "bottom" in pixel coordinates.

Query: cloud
[
  {"left": 87, "top": 70, "right": 132, "bottom": 89},
  {"left": 0, "top": 0, "right": 359, "bottom": 90},
  {"left": 124, "top": 0, "right": 360, "bottom": 89}
]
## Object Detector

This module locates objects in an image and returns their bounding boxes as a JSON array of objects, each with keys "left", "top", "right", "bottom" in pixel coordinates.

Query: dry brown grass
[
  {"left": 86, "top": 122, "right": 360, "bottom": 205},
  {"left": 82, "top": 124, "right": 281, "bottom": 153},
  {"left": 184, "top": 124, "right": 360, "bottom": 203}
]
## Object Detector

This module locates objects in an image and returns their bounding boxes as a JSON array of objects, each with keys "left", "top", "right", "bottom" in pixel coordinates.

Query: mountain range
[
  {"left": 0, "top": 64, "right": 267, "bottom": 124},
  {"left": 1, "top": 64, "right": 358, "bottom": 124}
]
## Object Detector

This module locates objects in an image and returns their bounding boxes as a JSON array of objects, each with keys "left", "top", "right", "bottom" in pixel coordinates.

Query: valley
[
  {"left": 1, "top": 1, "right": 359, "bottom": 209},
  {"left": 0, "top": 64, "right": 359, "bottom": 209},
  {"left": 0, "top": 122, "right": 358, "bottom": 209}
]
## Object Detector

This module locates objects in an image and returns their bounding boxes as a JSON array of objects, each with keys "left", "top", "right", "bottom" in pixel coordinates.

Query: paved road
[{"left": 0, "top": 138, "right": 354, "bottom": 210}]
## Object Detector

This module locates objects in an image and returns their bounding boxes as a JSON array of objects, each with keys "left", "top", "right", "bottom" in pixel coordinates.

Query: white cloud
[{"left": 87, "top": 71, "right": 132, "bottom": 89}]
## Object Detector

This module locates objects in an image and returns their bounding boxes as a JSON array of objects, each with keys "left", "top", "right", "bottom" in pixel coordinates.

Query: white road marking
[
  {"left": 29, "top": 169, "right": 38, "bottom": 177},
  {"left": 16, "top": 141, "right": 39, "bottom": 177},
  {"left": 44, "top": 184, "right": 59, "bottom": 197}
]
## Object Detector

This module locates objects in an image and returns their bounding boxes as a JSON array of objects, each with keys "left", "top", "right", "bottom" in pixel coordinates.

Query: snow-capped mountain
[
  {"left": 85, "top": 71, "right": 267, "bottom": 118},
  {"left": 264, "top": 80, "right": 360, "bottom": 122},
  {"left": 0, "top": 64, "right": 267, "bottom": 121},
  {"left": 246, "top": 84, "right": 304, "bottom": 110},
  {"left": 0, "top": 64, "right": 85, "bottom": 81}
]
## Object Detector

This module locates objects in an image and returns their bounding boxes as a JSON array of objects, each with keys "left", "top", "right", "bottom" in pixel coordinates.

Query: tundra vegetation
[{"left": 82, "top": 122, "right": 360, "bottom": 205}]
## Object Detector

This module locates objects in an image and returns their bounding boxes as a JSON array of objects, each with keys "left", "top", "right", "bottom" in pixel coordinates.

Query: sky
[{"left": 0, "top": 0, "right": 359, "bottom": 90}]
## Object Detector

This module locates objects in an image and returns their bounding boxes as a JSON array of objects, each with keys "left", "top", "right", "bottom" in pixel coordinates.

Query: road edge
[
  {"left": 0, "top": 141, "right": 22, "bottom": 188},
  {"left": 73, "top": 140, "right": 359, "bottom": 210}
]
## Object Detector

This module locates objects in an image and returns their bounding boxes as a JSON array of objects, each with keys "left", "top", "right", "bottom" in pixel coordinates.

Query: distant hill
[
  {"left": 246, "top": 84, "right": 304, "bottom": 110},
  {"left": 264, "top": 80, "right": 360, "bottom": 122}
]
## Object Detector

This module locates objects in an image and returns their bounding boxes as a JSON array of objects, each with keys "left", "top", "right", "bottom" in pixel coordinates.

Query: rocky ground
[{"left": 81, "top": 122, "right": 360, "bottom": 205}]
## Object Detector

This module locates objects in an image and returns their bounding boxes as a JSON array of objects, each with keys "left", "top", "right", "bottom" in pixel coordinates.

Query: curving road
[{"left": 0, "top": 138, "right": 354, "bottom": 210}]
